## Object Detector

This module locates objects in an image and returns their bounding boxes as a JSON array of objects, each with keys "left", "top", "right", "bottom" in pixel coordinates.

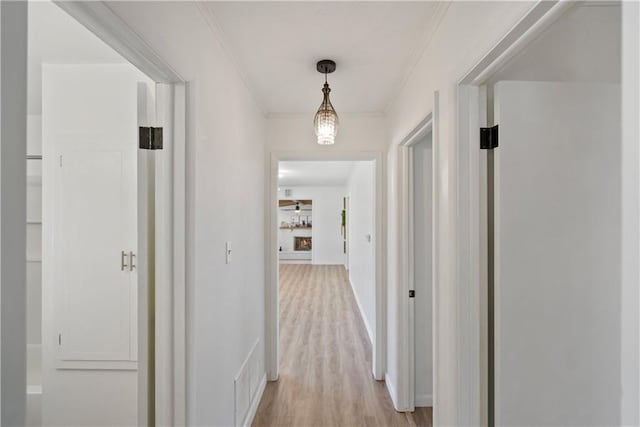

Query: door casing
[
  {"left": 266, "top": 151, "right": 386, "bottom": 382},
  {"left": 396, "top": 115, "right": 433, "bottom": 412}
]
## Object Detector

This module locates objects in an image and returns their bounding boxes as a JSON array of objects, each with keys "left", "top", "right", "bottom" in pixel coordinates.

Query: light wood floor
[{"left": 253, "top": 264, "right": 432, "bottom": 427}]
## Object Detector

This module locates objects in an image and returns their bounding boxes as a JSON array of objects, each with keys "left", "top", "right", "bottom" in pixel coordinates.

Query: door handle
[
  {"left": 129, "top": 251, "right": 136, "bottom": 272},
  {"left": 121, "top": 250, "right": 128, "bottom": 271}
]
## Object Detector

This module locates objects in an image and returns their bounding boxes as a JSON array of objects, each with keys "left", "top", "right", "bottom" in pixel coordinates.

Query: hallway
[{"left": 253, "top": 265, "right": 431, "bottom": 426}]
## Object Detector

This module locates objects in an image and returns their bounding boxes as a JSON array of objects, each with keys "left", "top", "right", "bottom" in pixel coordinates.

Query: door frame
[
  {"left": 397, "top": 114, "right": 433, "bottom": 412},
  {"left": 266, "top": 151, "right": 386, "bottom": 382},
  {"left": 59, "top": 4, "right": 189, "bottom": 424},
  {"left": 453, "top": 1, "right": 640, "bottom": 425}
]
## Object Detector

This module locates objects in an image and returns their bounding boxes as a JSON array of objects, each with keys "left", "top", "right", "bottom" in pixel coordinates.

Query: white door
[
  {"left": 56, "top": 148, "right": 136, "bottom": 362},
  {"left": 44, "top": 64, "right": 143, "bottom": 367},
  {"left": 412, "top": 133, "right": 433, "bottom": 409},
  {"left": 492, "top": 81, "right": 621, "bottom": 426}
]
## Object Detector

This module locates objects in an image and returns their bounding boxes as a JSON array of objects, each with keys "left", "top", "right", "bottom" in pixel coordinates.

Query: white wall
[
  {"left": 268, "top": 113, "right": 387, "bottom": 153},
  {"left": 346, "top": 162, "right": 375, "bottom": 343},
  {"left": 278, "top": 187, "right": 344, "bottom": 265},
  {"left": 488, "top": 4, "right": 621, "bottom": 84},
  {"left": 104, "top": 4, "right": 267, "bottom": 425},
  {"left": 413, "top": 134, "right": 432, "bottom": 407},
  {"left": 385, "top": 1, "right": 536, "bottom": 422}
]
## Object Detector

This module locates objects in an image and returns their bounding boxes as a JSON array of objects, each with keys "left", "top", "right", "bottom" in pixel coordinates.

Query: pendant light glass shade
[
  {"left": 314, "top": 82, "right": 339, "bottom": 145},
  {"left": 295, "top": 203, "right": 301, "bottom": 213}
]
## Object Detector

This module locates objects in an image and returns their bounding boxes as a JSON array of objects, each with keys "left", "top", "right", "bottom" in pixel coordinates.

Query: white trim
[
  {"left": 266, "top": 150, "right": 386, "bottom": 382},
  {"left": 399, "top": 115, "right": 433, "bottom": 149},
  {"left": 349, "top": 278, "right": 373, "bottom": 345},
  {"left": 455, "top": 2, "right": 588, "bottom": 426},
  {"left": 396, "top": 114, "right": 434, "bottom": 412},
  {"left": 415, "top": 394, "right": 433, "bottom": 408},
  {"left": 460, "top": 1, "right": 574, "bottom": 85},
  {"left": 621, "top": 1, "right": 640, "bottom": 424},
  {"left": 243, "top": 374, "right": 267, "bottom": 427},
  {"left": 53, "top": 1, "right": 183, "bottom": 83},
  {"left": 171, "top": 82, "right": 188, "bottom": 427},
  {"left": 0, "top": 3, "right": 28, "bottom": 424},
  {"left": 195, "top": 3, "right": 266, "bottom": 115},
  {"left": 385, "top": 373, "right": 401, "bottom": 412},
  {"left": 383, "top": 2, "right": 450, "bottom": 114}
]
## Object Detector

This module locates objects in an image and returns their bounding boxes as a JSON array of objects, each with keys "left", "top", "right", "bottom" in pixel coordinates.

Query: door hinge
[
  {"left": 409, "top": 290, "right": 415, "bottom": 298},
  {"left": 58, "top": 333, "right": 62, "bottom": 346},
  {"left": 139, "top": 126, "right": 163, "bottom": 150},
  {"left": 480, "top": 125, "right": 499, "bottom": 150}
]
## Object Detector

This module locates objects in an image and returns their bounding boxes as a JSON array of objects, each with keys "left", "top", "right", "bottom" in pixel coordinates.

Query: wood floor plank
[{"left": 253, "top": 265, "right": 432, "bottom": 427}]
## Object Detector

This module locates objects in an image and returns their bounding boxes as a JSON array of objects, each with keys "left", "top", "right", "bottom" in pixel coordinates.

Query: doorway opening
[
  {"left": 262, "top": 156, "right": 393, "bottom": 422},
  {"left": 276, "top": 161, "right": 376, "bottom": 340},
  {"left": 458, "top": 2, "right": 626, "bottom": 425},
  {"left": 23, "top": 2, "right": 187, "bottom": 426},
  {"left": 266, "top": 154, "right": 387, "bottom": 384},
  {"left": 396, "top": 114, "right": 435, "bottom": 415},
  {"left": 263, "top": 159, "right": 381, "bottom": 422}
]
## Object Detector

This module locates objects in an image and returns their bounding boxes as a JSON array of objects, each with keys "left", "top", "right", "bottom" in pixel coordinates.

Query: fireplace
[{"left": 294, "top": 236, "right": 312, "bottom": 251}]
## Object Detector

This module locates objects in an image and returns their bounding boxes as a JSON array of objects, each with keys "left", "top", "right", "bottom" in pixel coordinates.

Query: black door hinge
[
  {"left": 409, "top": 290, "right": 415, "bottom": 298},
  {"left": 480, "top": 125, "right": 499, "bottom": 150},
  {"left": 139, "top": 127, "right": 163, "bottom": 150}
]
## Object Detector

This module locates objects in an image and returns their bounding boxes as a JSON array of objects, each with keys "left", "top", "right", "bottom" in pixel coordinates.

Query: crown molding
[
  {"left": 195, "top": 2, "right": 268, "bottom": 116},
  {"left": 384, "top": 1, "right": 451, "bottom": 115}
]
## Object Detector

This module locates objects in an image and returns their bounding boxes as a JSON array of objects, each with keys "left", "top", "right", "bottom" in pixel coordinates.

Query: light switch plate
[{"left": 225, "top": 241, "right": 232, "bottom": 264}]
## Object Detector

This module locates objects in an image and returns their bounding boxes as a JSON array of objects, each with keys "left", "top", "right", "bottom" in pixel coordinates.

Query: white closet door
[
  {"left": 492, "top": 81, "right": 621, "bottom": 426},
  {"left": 43, "top": 64, "right": 142, "bottom": 366},
  {"left": 56, "top": 149, "right": 135, "bottom": 361}
]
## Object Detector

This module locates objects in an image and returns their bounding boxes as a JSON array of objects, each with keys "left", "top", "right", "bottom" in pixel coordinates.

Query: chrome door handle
[
  {"left": 121, "top": 250, "right": 129, "bottom": 271},
  {"left": 129, "top": 251, "right": 136, "bottom": 271}
]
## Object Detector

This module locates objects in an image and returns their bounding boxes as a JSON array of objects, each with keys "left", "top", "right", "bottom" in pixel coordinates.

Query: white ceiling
[
  {"left": 28, "top": 1, "right": 126, "bottom": 114},
  {"left": 279, "top": 161, "right": 358, "bottom": 187},
  {"left": 203, "top": 2, "right": 442, "bottom": 113}
]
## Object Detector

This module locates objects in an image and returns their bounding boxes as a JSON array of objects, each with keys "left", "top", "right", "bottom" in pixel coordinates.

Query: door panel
[
  {"left": 57, "top": 150, "right": 134, "bottom": 361},
  {"left": 493, "top": 81, "right": 621, "bottom": 426},
  {"left": 43, "top": 64, "right": 143, "bottom": 368}
]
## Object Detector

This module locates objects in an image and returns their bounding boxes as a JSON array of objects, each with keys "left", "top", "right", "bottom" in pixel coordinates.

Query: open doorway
[
  {"left": 258, "top": 158, "right": 397, "bottom": 424},
  {"left": 458, "top": 2, "right": 625, "bottom": 425},
  {"left": 276, "top": 161, "right": 375, "bottom": 340},
  {"left": 396, "top": 115, "right": 434, "bottom": 415},
  {"left": 24, "top": 2, "right": 186, "bottom": 426}
]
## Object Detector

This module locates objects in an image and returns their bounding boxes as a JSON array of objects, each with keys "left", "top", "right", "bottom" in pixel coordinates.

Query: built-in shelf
[
  {"left": 26, "top": 259, "right": 42, "bottom": 263},
  {"left": 27, "top": 221, "right": 42, "bottom": 225},
  {"left": 279, "top": 226, "right": 312, "bottom": 230}
]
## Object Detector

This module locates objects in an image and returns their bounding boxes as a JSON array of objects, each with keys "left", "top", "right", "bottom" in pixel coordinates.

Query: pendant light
[
  {"left": 295, "top": 202, "right": 301, "bottom": 213},
  {"left": 313, "top": 60, "right": 339, "bottom": 145}
]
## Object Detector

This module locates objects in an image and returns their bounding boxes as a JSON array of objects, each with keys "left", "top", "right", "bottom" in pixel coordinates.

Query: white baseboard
[
  {"left": 385, "top": 373, "right": 401, "bottom": 412},
  {"left": 242, "top": 374, "right": 267, "bottom": 427},
  {"left": 415, "top": 393, "right": 433, "bottom": 407},
  {"left": 348, "top": 278, "right": 373, "bottom": 344}
]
